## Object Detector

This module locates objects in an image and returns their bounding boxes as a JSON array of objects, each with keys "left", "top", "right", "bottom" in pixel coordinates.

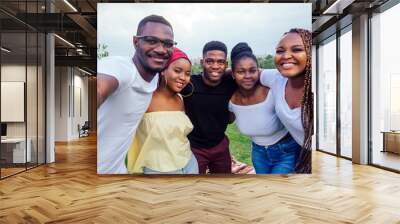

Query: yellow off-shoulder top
[{"left": 126, "top": 111, "right": 194, "bottom": 173}]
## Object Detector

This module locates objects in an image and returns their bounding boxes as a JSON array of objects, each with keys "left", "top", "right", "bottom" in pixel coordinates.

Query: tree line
[{"left": 191, "top": 54, "right": 275, "bottom": 75}]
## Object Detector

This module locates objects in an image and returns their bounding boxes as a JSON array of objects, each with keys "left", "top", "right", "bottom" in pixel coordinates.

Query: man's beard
[
  {"left": 138, "top": 52, "right": 165, "bottom": 74},
  {"left": 143, "top": 61, "right": 164, "bottom": 73}
]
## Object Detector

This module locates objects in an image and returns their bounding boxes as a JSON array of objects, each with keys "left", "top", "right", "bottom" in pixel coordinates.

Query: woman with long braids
[
  {"left": 260, "top": 28, "right": 313, "bottom": 173},
  {"left": 229, "top": 42, "right": 301, "bottom": 174},
  {"left": 125, "top": 47, "right": 199, "bottom": 174}
]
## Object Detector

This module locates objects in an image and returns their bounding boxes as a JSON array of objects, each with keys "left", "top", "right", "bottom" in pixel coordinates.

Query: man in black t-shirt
[{"left": 182, "top": 41, "right": 237, "bottom": 174}]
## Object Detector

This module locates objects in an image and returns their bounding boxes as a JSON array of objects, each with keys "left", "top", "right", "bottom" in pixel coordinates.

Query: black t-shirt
[{"left": 182, "top": 73, "right": 237, "bottom": 149}]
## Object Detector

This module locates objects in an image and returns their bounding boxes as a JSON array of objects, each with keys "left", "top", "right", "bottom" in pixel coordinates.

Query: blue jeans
[
  {"left": 143, "top": 153, "right": 199, "bottom": 174},
  {"left": 251, "top": 135, "right": 301, "bottom": 174}
]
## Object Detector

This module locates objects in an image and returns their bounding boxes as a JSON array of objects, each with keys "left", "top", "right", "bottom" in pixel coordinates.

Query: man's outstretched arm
[
  {"left": 228, "top": 112, "right": 236, "bottom": 124},
  {"left": 97, "top": 73, "right": 119, "bottom": 108}
]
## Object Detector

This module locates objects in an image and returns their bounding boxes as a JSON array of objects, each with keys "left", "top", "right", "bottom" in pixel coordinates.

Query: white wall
[
  {"left": 55, "top": 66, "right": 69, "bottom": 141},
  {"left": 1, "top": 64, "right": 38, "bottom": 138},
  {"left": 1, "top": 65, "right": 25, "bottom": 131},
  {"left": 1, "top": 65, "right": 26, "bottom": 142},
  {"left": 1, "top": 63, "right": 45, "bottom": 164},
  {"left": 55, "top": 66, "right": 89, "bottom": 141},
  {"left": 72, "top": 72, "right": 89, "bottom": 138}
]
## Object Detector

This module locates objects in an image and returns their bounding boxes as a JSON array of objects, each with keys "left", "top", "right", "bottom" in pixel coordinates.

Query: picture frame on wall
[{"left": 97, "top": 3, "right": 313, "bottom": 175}]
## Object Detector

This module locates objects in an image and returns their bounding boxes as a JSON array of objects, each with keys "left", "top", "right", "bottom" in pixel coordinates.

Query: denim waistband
[{"left": 252, "top": 133, "right": 293, "bottom": 148}]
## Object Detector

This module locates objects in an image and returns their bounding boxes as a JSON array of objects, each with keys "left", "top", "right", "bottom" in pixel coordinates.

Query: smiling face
[
  {"left": 233, "top": 57, "right": 259, "bottom": 90},
  {"left": 201, "top": 50, "right": 227, "bottom": 85},
  {"left": 274, "top": 33, "right": 307, "bottom": 78},
  {"left": 133, "top": 22, "right": 174, "bottom": 73},
  {"left": 162, "top": 58, "right": 191, "bottom": 93}
]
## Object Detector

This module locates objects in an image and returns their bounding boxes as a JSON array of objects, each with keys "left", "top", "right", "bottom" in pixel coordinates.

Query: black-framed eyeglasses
[{"left": 136, "top": 35, "right": 177, "bottom": 49}]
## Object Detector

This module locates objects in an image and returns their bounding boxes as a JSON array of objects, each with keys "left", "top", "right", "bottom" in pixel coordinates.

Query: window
[
  {"left": 317, "top": 35, "right": 337, "bottom": 155},
  {"left": 339, "top": 27, "right": 352, "bottom": 158},
  {"left": 370, "top": 3, "right": 400, "bottom": 171},
  {"left": 0, "top": 1, "right": 46, "bottom": 179}
]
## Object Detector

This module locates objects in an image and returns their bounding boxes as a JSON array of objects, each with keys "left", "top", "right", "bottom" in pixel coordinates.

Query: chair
[{"left": 78, "top": 121, "right": 90, "bottom": 138}]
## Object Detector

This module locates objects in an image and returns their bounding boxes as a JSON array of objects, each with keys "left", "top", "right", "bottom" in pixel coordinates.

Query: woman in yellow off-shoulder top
[{"left": 126, "top": 47, "right": 198, "bottom": 174}]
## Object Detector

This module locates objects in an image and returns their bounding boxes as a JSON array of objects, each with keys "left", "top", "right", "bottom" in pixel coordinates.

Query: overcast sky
[{"left": 98, "top": 3, "right": 311, "bottom": 60}]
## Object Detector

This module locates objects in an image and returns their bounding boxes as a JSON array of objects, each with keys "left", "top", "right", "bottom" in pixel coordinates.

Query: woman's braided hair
[{"left": 285, "top": 28, "right": 313, "bottom": 173}]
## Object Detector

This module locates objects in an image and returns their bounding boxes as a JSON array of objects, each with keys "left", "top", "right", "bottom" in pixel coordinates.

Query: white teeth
[
  {"left": 152, "top": 57, "right": 165, "bottom": 62},
  {"left": 282, "top": 63, "right": 295, "bottom": 69}
]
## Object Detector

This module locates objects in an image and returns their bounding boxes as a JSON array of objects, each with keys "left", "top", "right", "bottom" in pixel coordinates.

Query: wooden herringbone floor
[{"left": 1, "top": 135, "right": 400, "bottom": 223}]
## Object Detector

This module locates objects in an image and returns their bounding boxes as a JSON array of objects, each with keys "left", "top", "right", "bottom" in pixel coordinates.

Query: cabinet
[
  {"left": 382, "top": 131, "right": 400, "bottom": 154},
  {"left": 0, "top": 138, "right": 31, "bottom": 164}
]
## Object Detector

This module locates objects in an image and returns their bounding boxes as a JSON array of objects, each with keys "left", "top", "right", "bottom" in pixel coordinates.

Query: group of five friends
[{"left": 97, "top": 15, "right": 313, "bottom": 175}]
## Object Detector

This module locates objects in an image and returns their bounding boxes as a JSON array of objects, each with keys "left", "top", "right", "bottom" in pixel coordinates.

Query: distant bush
[
  {"left": 258, "top": 54, "right": 275, "bottom": 69},
  {"left": 97, "top": 43, "right": 109, "bottom": 59},
  {"left": 191, "top": 62, "right": 202, "bottom": 75}
]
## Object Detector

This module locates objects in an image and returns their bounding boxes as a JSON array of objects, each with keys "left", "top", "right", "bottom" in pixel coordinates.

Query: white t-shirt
[
  {"left": 97, "top": 56, "right": 159, "bottom": 174},
  {"left": 260, "top": 69, "right": 304, "bottom": 145},
  {"left": 229, "top": 93, "right": 288, "bottom": 146}
]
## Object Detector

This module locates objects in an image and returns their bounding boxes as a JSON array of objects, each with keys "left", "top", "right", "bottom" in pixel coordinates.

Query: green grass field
[{"left": 225, "top": 124, "right": 253, "bottom": 166}]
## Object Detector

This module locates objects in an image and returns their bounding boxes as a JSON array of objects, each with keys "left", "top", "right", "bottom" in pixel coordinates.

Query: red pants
[{"left": 191, "top": 136, "right": 232, "bottom": 174}]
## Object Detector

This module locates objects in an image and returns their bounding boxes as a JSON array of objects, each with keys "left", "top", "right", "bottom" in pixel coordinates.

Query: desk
[
  {"left": 1, "top": 138, "right": 31, "bottom": 163},
  {"left": 382, "top": 131, "right": 400, "bottom": 154}
]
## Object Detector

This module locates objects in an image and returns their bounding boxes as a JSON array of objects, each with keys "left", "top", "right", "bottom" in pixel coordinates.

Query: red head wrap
[{"left": 167, "top": 47, "right": 191, "bottom": 67}]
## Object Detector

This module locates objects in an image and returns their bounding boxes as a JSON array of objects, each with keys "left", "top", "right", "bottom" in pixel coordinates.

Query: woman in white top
[
  {"left": 228, "top": 42, "right": 301, "bottom": 174},
  {"left": 260, "top": 28, "right": 313, "bottom": 173}
]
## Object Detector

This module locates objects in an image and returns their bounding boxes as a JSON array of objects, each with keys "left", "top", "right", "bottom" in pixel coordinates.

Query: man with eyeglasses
[
  {"left": 97, "top": 15, "right": 175, "bottom": 174},
  {"left": 182, "top": 41, "right": 237, "bottom": 174}
]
